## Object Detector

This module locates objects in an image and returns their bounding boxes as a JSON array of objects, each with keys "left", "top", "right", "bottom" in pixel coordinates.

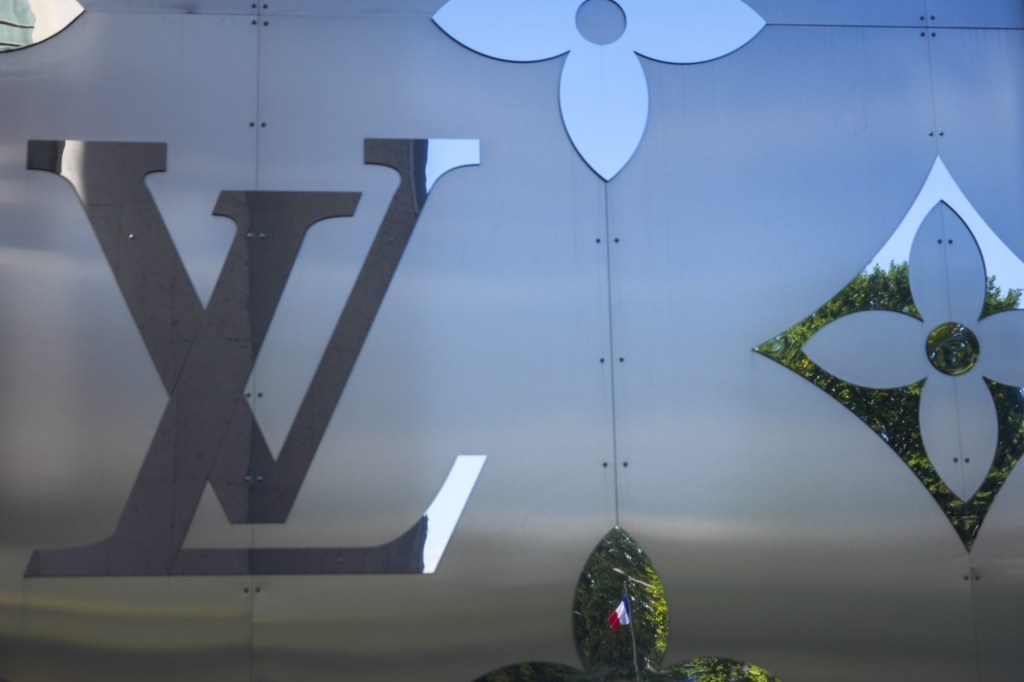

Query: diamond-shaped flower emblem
[
  {"left": 758, "top": 158, "right": 1024, "bottom": 550},
  {"left": 433, "top": 0, "right": 764, "bottom": 180}
]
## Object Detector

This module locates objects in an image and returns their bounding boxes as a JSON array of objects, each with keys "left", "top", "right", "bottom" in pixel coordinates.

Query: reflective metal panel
[
  {"left": 608, "top": 25, "right": 977, "bottom": 679},
  {"left": 969, "top": 466, "right": 1024, "bottom": 680},
  {"left": 250, "top": 11, "right": 616, "bottom": 681},
  {"left": 926, "top": 0, "right": 1024, "bottom": 29},
  {"left": 261, "top": 0, "right": 442, "bottom": 17},
  {"left": 927, "top": 25, "right": 1024, "bottom": 680},
  {"left": 268, "top": 0, "right": 934, "bottom": 28},
  {"left": 744, "top": 0, "right": 928, "bottom": 27},
  {"left": 3, "top": 3, "right": 1024, "bottom": 681},
  {"left": 79, "top": 0, "right": 255, "bottom": 15},
  {"left": 0, "top": 9, "right": 257, "bottom": 680}
]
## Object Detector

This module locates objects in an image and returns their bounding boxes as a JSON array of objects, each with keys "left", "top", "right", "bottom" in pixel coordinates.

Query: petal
[
  {"left": 909, "top": 203, "right": 987, "bottom": 325},
  {"left": 433, "top": 0, "right": 576, "bottom": 62},
  {"left": 920, "top": 376, "right": 998, "bottom": 501},
  {"left": 559, "top": 44, "right": 648, "bottom": 180},
  {"left": 977, "top": 310, "right": 1024, "bottom": 386},
  {"left": 941, "top": 205, "right": 988, "bottom": 322},
  {"left": 803, "top": 311, "right": 927, "bottom": 388},
  {"left": 621, "top": 0, "right": 765, "bottom": 64},
  {"left": 573, "top": 528, "right": 668, "bottom": 673}
]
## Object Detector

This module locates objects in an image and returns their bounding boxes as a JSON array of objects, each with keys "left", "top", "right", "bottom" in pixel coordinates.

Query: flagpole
[{"left": 623, "top": 578, "right": 640, "bottom": 682}]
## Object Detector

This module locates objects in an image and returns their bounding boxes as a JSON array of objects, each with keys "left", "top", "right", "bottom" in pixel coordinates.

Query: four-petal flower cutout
[
  {"left": 474, "top": 527, "right": 783, "bottom": 682},
  {"left": 758, "top": 158, "right": 1024, "bottom": 550},
  {"left": 433, "top": 0, "right": 764, "bottom": 180}
]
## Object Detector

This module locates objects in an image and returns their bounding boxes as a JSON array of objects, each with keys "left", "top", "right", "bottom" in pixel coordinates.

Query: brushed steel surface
[
  {"left": 926, "top": 0, "right": 1024, "bottom": 28},
  {"left": 78, "top": 0, "right": 255, "bottom": 15},
  {"left": 0, "top": 9, "right": 258, "bottom": 680},
  {"left": 926, "top": 25, "right": 1024, "bottom": 679},
  {"left": 745, "top": 0, "right": 928, "bottom": 27},
  {"left": 248, "top": 12, "right": 616, "bottom": 681},
  {"left": 607, "top": 24, "right": 978, "bottom": 680},
  {"left": 2, "top": 3, "right": 1024, "bottom": 682}
]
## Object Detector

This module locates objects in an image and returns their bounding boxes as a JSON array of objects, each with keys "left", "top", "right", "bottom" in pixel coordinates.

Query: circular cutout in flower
[
  {"left": 433, "top": 0, "right": 764, "bottom": 180},
  {"left": 926, "top": 322, "right": 980, "bottom": 376}
]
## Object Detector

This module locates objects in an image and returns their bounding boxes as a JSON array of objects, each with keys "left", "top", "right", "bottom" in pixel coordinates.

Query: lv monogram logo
[{"left": 24, "top": 138, "right": 484, "bottom": 576}]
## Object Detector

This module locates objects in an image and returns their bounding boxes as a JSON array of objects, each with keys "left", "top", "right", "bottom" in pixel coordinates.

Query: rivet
[
  {"left": 937, "top": 238, "right": 943, "bottom": 245},
  {"left": 963, "top": 575, "right": 969, "bottom": 581},
  {"left": 920, "top": 31, "right": 926, "bottom": 37},
  {"left": 599, "top": 358, "right": 606, "bottom": 363},
  {"left": 919, "top": 15, "right": 925, "bottom": 20},
  {"left": 947, "top": 239, "right": 953, "bottom": 244},
  {"left": 596, "top": 238, "right": 601, "bottom": 243},
  {"left": 613, "top": 237, "right": 620, "bottom": 243},
  {"left": 953, "top": 457, "right": 959, "bottom": 463},
  {"left": 939, "top": 131, "right": 944, "bottom": 136},
  {"left": 261, "top": 122, "right": 267, "bottom": 127},
  {"left": 929, "top": 131, "right": 934, "bottom": 136},
  {"left": 618, "top": 357, "right": 624, "bottom": 363},
  {"left": 249, "top": 122, "right": 255, "bottom": 127},
  {"left": 931, "top": 32, "right": 936, "bottom": 37},
  {"left": 257, "top": 392, "right": 264, "bottom": 397},
  {"left": 255, "top": 587, "right": 262, "bottom": 593},
  {"left": 622, "top": 461, "right": 629, "bottom": 468},
  {"left": 602, "top": 462, "right": 608, "bottom": 468},
  {"left": 974, "top": 575, "right": 980, "bottom": 581},
  {"left": 246, "top": 233, "right": 254, "bottom": 239},
  {"left": 263, "top": 3, "right": 268, "bottom": 7},
  {"left": 259, "top": 233, "right": 267, "bottom": 240},
  {"left": 127, "top": 233, "right": 135, "bottom": 239},
  {"left": 245, "top": 392, "right": 251, "bottom": 398},
  {"left": 965, "top": 457, "right": 971, "bottom": 463},
  {"left": 256, "top": 475, "right": 264, "bottom": 482},
  {"left": 244, "top": 587, "right": 250, "bottom": 593},
  {"left": 244, "top": 475, "right": 251, "bottom": 483},
  {"left": 931, "top": 15, "right": 936, "bottom": 20},
  {"left": 263, "top": 20, "right": 269, "bottom": 26}
]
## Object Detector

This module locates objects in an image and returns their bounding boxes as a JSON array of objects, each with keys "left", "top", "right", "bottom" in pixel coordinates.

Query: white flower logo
[{"left": 433, "top": 0, "right": 765, "bottom": 180}]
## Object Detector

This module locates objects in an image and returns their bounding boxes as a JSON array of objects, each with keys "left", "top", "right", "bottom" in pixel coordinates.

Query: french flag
[{"left": 607, "top": 596, "right": 631, "bottom": 632}]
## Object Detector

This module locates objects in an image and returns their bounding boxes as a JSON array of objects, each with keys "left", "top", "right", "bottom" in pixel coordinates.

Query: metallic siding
[{"left": 1, "top": 1, "right": 1023, "bottom": 680}]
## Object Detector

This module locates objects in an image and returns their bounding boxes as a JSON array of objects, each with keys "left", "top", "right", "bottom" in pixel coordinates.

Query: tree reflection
[
  {"left": 757, "top": 262, "right": 1024, "bottom": 549},
  {"left": 475, "top": 528, "right": 781, "bottom": 682}
]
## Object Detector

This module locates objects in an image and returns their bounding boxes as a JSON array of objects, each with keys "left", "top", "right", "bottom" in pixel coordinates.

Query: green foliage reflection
[
  {"left": 475, "top": 528, "right": 782, "bottom": 682},
  {"left": 757, "top": 262, "right": 1024, "bottom": 549},
  {"left": 573, "top": 527, "right": 668, "bottom": 678}
]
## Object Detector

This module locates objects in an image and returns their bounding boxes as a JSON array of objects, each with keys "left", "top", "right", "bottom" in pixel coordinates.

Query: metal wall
[{"left": 1, "top": 1, "right": 1022, "bottom": 680}]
